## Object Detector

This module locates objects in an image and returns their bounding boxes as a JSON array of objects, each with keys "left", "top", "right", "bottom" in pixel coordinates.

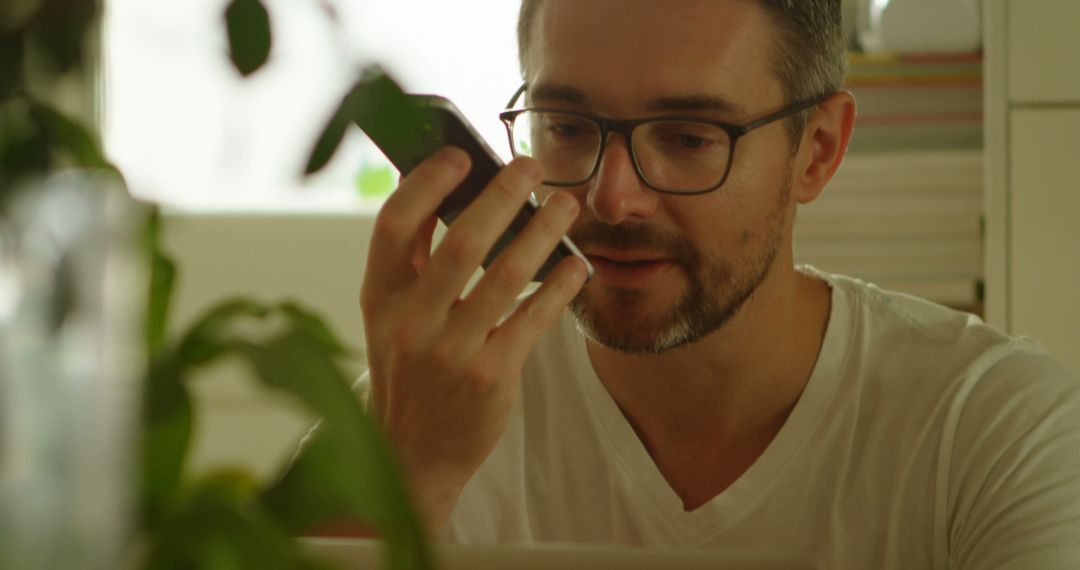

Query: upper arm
[{"left": 947, "top": 348, "right": 1080, "bottom": 569}]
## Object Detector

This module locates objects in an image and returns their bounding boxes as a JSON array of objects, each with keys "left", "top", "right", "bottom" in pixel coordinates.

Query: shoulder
[
  {"left": 815, "top": 269, "right": 1037, "bottom": 380},
  {"left": 814, "top": 271, "right": 1080, "bottom": 567},
  {"left": 823, "top": 267, "right": 1079, "bottom": 426},
  {"left": 945, "top": 343, "right": 1080, "bottom": 567},
  {"left": 811, "top": 268, "right": 1079, "bottom": 457}
]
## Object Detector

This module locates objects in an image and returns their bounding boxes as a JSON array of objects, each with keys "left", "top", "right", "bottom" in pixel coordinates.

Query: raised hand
[{"left": 359, "top": 146, "right": 587, "bottom": 531}]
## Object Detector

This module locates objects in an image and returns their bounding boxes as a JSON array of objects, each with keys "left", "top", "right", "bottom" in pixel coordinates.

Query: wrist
[{"left": 398, "top": 460, "right": 470, "bottom": 534}]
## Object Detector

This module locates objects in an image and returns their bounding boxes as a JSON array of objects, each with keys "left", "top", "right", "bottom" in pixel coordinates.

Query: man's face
[{"left": 525, "top": 0, "right": 798, "bottom": 353}]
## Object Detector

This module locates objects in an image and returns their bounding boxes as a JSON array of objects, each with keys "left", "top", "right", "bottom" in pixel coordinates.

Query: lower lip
[{"left": 587, "top": 257, "right": 677, "bottom": 287}]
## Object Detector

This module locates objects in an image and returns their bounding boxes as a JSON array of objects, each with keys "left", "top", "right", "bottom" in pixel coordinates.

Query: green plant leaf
[
  {"left": 237, "top": 329, "right": 433, "bottom": 570},
  {"left": 263, "top": 435, "right": 358, "bottom": 533},
  {"left": 349, "top": 67, "right": 435, "bottom": 156},
  {"left": 140, "top": 299, "right": 430, "bottom": 568},
  {"left": 306, "top": 68, "right": 430, "bottom": 178},
  {"left": 23, "top": 0, "right": 95, "bottom": 74},
  {"left": 0, "top": 95, "right": 50, "bottom": 192},
  {"left": 0, "top": 0, "right": 43, "bottom": 36},
  {"left": 26, "top": 96, "right": 107, "bottom": 168},
  {"left": 140, "top": 299, "right": 268, "bottom": 527},
  {"left": 174, "top": 298, "right": 268, "bottom": 367},
  {"left": 140, "top": 471, "right": 334, "bottom": 570},
  {"left": 304, "top": 91, "right": 351, "bottom": 176},
  {"left": 266, "top": 434, "right": 432, "bottom": 570},
  {"left": 0, "top": 31, "right": 24, "bottom": 99},
  {"left": 145, "top": 209, "right": 176, "bottom": 358},
  {"left": 279, "top": 301, "right": 354, "bottom": 357},
  {"left": 225, "top": 0, "right": 272, "bottom": 77},
  {"left": 140, "top": 357, "right": 192, "bottom": 528},
  {"left": 146, "top": 252, "right": 176, "bottom": 354}
]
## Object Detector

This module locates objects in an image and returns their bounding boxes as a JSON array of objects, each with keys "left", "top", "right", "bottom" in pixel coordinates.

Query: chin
[
  {"left": 569, "top": 286, "right": 714, "bottom": 354},
  {"left": 569, "top": 252, "right": 773, "bottom": 355}
]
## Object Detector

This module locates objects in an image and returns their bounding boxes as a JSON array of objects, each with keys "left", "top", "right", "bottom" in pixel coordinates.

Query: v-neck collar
[{"left": 570, "top": 268, "right": 852, "bottom": 544}]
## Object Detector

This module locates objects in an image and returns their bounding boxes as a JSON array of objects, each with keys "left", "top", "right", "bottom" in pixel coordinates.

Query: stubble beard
[{"left": 568, "top": 176, "right": 792, "bottom": 354}]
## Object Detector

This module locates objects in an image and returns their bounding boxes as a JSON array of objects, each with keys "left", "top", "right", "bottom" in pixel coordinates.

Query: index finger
[
  {"left": 363, "top": 147, "right": 471, "bottom": 299},
  {"left": 485, "top": 256, "right": 588, "bottom": 370}
]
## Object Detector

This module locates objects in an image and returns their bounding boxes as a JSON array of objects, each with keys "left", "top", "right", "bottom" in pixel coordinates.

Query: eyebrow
[{"left": 528, "top": 82, "right": 746, "bottom": 116}]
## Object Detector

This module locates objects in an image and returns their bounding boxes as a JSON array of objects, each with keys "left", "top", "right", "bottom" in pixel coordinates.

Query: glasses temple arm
[{"left": 505, "top": 83, "right": 528, "bottom": 109}]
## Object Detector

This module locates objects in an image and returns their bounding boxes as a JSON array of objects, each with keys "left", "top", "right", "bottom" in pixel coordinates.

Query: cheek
[
  {"left": 666, "top": 200, "right": 735, "bottom": 257},
  {"left": 667, "top": 177, "right": 783, "bottom": 258},
  {"left": 721, "top": 144, "right": 794, "bottom": 219}
]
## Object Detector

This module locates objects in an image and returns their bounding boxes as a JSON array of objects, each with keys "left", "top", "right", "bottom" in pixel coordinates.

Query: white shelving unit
[
  {"left": 984, "top": 0, "right": 1080, "bottom": 374},
  {"left": 795, "top": 149, "right": 983, "bottom": 309}
]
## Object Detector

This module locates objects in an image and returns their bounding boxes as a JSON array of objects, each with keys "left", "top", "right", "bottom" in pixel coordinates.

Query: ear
[{"left": 792, "top": 90, "right": 856, "bottom": 205}]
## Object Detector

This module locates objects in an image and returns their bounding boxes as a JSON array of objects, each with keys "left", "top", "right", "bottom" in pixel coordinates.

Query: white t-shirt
[{"left": 441, "top": 268, "right": 1080, "bottom": 569}]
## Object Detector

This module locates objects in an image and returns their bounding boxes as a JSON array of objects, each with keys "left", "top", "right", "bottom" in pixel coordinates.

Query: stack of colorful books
[{"left": 844, "top": 51, "right": 983, "bottom": 153}]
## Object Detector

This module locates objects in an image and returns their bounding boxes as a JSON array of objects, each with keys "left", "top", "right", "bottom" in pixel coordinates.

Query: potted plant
[{"left": 0, "top": 0, "right": 431, "bottom": 567}]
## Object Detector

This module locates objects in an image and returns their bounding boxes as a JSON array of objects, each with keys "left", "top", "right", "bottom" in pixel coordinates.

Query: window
[{"left": 104, "top": 0, "right": 522, "bottom": 210}]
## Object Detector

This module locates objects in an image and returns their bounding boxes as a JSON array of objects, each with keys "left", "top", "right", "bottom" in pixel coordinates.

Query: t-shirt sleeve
[{"left": 947, "top": 344, "right": 1080, "bottom": 569}]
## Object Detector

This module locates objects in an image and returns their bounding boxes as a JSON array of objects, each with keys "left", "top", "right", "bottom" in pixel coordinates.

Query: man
[{"left": 357, "top": 0, "right": 1080, "bottom": 567}]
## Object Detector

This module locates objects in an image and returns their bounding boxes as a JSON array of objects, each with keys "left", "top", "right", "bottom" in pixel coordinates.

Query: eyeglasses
[{"left": 499, "top": 84, "right": 829, "bottom": 195}]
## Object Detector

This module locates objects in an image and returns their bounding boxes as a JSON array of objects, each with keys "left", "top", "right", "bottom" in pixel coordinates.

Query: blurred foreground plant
[{"left": 1, "top": 0, "right": 433, "bottom": 568}]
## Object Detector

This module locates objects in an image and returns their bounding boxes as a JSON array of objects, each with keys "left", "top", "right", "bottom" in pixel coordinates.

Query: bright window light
[{"left": 103, "top": 0, "right": 522, "bottom": 211}]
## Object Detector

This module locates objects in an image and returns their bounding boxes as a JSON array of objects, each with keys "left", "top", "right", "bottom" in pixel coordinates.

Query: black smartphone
[{"left": 352, "top": 69, "right": 593, "bottom": 283}]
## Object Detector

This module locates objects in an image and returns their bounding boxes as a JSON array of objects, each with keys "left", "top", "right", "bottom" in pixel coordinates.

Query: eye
[
  {"left": 538, "top": 113, "right": 595, "bottom": 142},
  {"left": 660, "top": 132, "right": 720, "bottom": 152},
  {"left": 674, "top": 134, "right": 712, "bottom": 149},
  {"left": 548, "top": 122, "right": 587, "bottom": 139},
  {"left": 648, "top": 121, "right": 726, "bottom": 153}
]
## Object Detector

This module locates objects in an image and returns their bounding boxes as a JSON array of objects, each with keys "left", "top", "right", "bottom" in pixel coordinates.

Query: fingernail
[
  {"left": 549, "top": 192, "right": 578, "bottom": 215},
  {"left": 442, "top": 146, "right": 469, "bottom": 170},
  {"left": 515, "top": 158, "right": 544, "bottom": 182},
  {"left": 569, "top": 257, "right": 589, "bottom": 284}
]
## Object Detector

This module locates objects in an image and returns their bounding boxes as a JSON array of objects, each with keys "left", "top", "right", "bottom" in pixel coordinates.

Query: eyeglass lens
[{"left": 508, "top": 111, "right": 732, "bottom": 193}]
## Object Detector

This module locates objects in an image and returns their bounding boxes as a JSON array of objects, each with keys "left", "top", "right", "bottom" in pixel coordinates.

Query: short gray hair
[{"left": 515, "top": 0, "right": 847, "bottom": 148}]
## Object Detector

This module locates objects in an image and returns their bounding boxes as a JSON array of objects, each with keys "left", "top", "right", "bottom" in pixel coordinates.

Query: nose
[{"left": 585, "top": 133, "right": 659, "bottom": 225}]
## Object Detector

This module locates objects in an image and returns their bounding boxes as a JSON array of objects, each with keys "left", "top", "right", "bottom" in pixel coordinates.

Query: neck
[{"left": 585, "top": 261, "right": 831, "bottom": 507}]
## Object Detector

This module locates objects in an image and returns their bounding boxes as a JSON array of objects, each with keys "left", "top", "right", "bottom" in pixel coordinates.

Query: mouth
[
  {"left": 598, "top": 259, "right": 656, "bottom": 267},
  {"left": 582, "top": 250, "right": 679, "bottom": 287},
  {"left": 588, "top": 257, "right": 668, "bottom": 268},
  {"left": 582, "top": 248, "right": 675, "bottom": 263}
]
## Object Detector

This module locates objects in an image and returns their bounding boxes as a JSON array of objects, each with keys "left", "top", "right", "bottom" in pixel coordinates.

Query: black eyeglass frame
[{"left": 498, "top": 83, "right": 831, "bottom": 195}]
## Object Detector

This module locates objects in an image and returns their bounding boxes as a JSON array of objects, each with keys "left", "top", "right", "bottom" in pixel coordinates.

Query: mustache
[{"left": 568, "top": 221, "right": 695, "bottom": 264}]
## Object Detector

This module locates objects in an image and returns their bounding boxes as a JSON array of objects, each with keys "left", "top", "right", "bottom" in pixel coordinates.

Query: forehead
[{"left": 525, "top": 0, "right": 783, "bottom": 113}]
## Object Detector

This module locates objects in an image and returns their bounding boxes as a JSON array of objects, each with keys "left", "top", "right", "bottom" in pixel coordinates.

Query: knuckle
[
  {"left": 358, "top": 288, "right": 378, "bottom": 315},
  {"left": 532, "top": 205, "right": 566, "bottom": 235},
  {"left": 523, "top": 300, "right": 550, "bottom": 329},
  {"left": 488, "top": 176, "right": 522, "bottom": 203},
  {"left": 372, "top": 210, "right": 408, "bottom": 242},
  {"left": 388, "top": 320, "right": 422, "bottom": 356},
  {"left": 428, "top": 339, "right": 456, "bottom": 370},
  {"left": 463, "top": 359, "right": 499, "bottom": 394},
  {"left": 443, "top": 228, "right": 482, "bottom": 265},
  {"left": 492, "top": 261, "right": 530, "bottom": 291}
]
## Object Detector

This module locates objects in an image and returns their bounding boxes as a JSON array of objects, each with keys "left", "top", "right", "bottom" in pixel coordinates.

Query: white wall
[{"left": 162, "top": 212, "right": 375, "bottom": 480}]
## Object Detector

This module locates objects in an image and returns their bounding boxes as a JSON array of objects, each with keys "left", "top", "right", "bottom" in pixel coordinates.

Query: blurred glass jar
[
  {"left": 857, "top": 0, "right": 982, "bottom": 54},
  {"left": 0, "top": 173, "right": 145, "bottom": 570}
]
